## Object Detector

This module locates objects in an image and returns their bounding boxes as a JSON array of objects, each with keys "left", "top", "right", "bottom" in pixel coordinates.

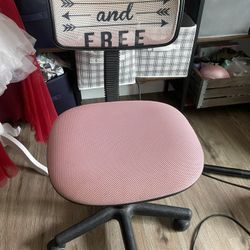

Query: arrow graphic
[
  {"left": 63, "top": 24, "right": 76, "bottom": 31},
  {"left": 62, "top": 11, "right": 91, "bottom": 20},
  {"left": 61, "top": 0, "right": 171, "bottom": 7},
  {"left": 156, "top": 8, "right": 170, "bottom": 16},
  {"left": 160, "top": 19, "right": 168, "bottom": 27},
  {"left": 63, "top": 20, "right": 168, "bottom": 32},
  {"left": 137, "top": 7, "right": 170, "bottom": 16},
  {"left": 61, "top": 0, "right": 74, "bottom": 7}
]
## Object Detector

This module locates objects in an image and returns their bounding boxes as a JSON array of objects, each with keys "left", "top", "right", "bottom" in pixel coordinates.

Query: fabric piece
[
  {"left": 0, "top": 83, "right": 24, "bottom": 123},
  {"left": 0, "top": 144, "right": 18, "bottom": 187},
  {"left": 75, "top": 24, "right": 197, "bottom": 89},
  {"left": 0, "top": 0, "right": 57, "bottom": 187},
  {"left": 0, "top": 13, "right": 37, "bottom": 95},
  {"left": 0, "top": 0, "right": 58, "bottom": 142},
  {"left": 48, "top": 101, "right": 204, "bottom": 206}
]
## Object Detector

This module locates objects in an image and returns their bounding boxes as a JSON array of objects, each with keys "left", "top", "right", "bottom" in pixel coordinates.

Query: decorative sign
[{"left": 50, "top": 0, "right": 180, "bottom": 48}]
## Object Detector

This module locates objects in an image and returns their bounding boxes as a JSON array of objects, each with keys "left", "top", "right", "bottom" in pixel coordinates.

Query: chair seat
[{"left": 48, "top": 101, "right": 204, "bottom": 206}]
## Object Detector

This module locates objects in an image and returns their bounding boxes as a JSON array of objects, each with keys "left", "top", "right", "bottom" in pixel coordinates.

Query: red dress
[{"left": 0, "top": 0, "right": 57, "bottom": 186}]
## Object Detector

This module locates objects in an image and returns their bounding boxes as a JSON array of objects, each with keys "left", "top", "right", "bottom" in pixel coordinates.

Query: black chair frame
[
  {"left": 47, "top": 50, "right": 193, "bottom": 250},
  {"left": 48, "top": 202, "right": 192, "bottom": 250},
  {"left": 47, "top": 0, "right": 197, "bottom": 247}
]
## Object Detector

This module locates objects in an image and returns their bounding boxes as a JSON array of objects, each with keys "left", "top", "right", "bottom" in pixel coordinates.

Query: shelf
[
  {"left": 37, "top": 47, "right": 66, "bottom": 53},
  {"left": 198, "top": 34, "right": 250, "bottom": 44}
]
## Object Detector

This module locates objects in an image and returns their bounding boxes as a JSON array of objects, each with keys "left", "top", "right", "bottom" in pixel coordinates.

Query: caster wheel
[
  {"left": 47, "top": 239, "right": 65, "bottom": 250},
  {"left": 173, "top": 219, "right": 191, "bottom": 231}
]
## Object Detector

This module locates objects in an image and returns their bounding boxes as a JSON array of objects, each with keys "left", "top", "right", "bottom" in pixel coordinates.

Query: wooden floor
[{"left": 0, "top": 99, "right": 250, "bottom": 250}]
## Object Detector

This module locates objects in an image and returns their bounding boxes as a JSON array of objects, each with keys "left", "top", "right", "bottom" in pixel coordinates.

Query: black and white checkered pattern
[{"left": 75, "top": 25, "right": 196, "bottom": 90}]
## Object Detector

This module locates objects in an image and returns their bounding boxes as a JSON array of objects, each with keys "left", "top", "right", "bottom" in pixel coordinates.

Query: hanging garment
[
  {"left": 0, "top": 0, "right": 58, "bottom": 186},
  {"left": 0, "top": 144, "right": 18, "bottom": 187},
  {"left": 0, "top": 13, "right": 37, "bottom": 95}
]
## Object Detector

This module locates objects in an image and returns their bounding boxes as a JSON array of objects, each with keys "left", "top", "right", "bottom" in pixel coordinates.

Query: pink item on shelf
[{"left": 200, "top": 64, "right": 230, "bottom": 80}]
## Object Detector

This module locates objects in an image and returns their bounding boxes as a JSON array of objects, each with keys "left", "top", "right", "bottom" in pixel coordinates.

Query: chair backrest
[{"left": 48, "top": 0, "right": 184, "bottom": 50}]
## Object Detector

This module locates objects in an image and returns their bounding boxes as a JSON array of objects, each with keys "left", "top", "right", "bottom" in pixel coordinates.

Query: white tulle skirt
[{"left": 0, "top": 13, "right": 37, "bottom": 95}]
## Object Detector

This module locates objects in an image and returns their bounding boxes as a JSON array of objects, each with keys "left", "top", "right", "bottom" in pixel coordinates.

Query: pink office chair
[{"left": 47, "top": 0, "right": 204, "bottom": 249}]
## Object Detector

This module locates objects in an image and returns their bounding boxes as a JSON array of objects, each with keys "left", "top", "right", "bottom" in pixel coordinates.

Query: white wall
[
  {"left": 199, "top": 0, "right": 250, "bottom": 37},
  {"left": 80, "top": 80, "right": 165, "bottom": 99}
]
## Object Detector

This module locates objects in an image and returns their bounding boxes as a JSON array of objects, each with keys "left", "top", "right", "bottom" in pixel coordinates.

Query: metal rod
[{"left": 203, "top": 164, "right": 250, "bottom": 179}]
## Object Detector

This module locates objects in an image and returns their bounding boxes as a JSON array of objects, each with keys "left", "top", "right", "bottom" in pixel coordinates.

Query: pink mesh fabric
[{"left": 48, "top": 101, "right": 204, "bottom": 206}]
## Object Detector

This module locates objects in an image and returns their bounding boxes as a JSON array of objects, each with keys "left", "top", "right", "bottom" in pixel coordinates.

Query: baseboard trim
[{"left": 80, "top": 80, "right": 165, "bottom": 100}]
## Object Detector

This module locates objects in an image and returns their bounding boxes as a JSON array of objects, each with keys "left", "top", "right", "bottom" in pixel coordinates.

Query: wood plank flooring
[{"left": 0, "top": 101, "right": 249, "bottom": 250}]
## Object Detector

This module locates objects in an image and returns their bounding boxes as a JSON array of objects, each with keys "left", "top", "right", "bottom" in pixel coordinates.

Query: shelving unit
[
  {"left": 181, "top": 0, "right": 250, "bottom": 109},
  {"left": 189, "top": 32, "right": 250, "bottom": 109},
  {"left": 17, "top": 0, "right": 250, "bottom": 110},
  {"left": 167, "top": 0, "right": 205, "bottom": 110},
  {"left": 198, "top": 34, "right": 250, "bottom": 44},
  {"left": 33, "top": 0, "right": 206, "bottom": 110}
]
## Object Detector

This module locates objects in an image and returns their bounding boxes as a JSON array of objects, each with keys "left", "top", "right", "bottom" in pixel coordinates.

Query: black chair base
[{"left": 47, "top": 202, "right": 192, "bottom": 250}]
